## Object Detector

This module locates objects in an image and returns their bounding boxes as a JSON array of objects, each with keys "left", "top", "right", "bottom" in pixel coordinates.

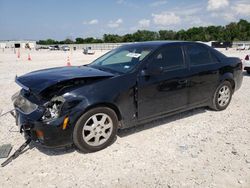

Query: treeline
[{"left": 37, "top": 19, "right": 250, "bottom": 45}]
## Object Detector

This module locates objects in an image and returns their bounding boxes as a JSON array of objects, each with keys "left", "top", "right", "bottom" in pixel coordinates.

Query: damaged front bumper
[
  {"left": 12, "top": 92, "right": 80, "bottom": 148},
  {"left": 16, "top": 109, "right": 73, "bottom": 147}
]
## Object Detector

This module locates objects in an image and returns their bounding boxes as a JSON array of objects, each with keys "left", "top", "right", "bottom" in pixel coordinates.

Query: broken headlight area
[
  {"left": 42, "top": 96, "right": 65, "bottom": 120},
  {"left": 12, "top": 92, "right": 38, "bottom": 114}
]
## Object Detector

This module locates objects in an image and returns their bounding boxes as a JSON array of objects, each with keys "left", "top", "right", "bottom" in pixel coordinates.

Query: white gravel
[{"left": 0, "top": 48, "right": 250, "bottom": 188}]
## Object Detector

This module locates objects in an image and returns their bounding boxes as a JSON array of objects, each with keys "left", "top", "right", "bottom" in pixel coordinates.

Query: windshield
[{"left": 89, "top": 45, "right": 154, "bottom": 73}]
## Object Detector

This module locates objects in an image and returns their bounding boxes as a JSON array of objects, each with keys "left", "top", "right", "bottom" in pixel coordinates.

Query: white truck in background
[
  {"left": 83, "top": 47, "right": 95, "bottom": 55},
  {"left": 236, "top": 44, "right": 250, "bottom": 50}
]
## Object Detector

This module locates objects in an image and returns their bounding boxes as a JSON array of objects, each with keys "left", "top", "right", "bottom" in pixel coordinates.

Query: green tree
[
  {"left": 132, "top": 30, "right": 159, "bottom": 41},
  {"left": 122, "top": 34, "right": 134, "bottom": 42},
  {"left": 103, "top": 34, "right": 123, "bottom": 43},
  {"left": 158, "top": 30, "right": 176, "bottom": 40},
  {"left": 63, "top": 38, "right": 74, "bottom": 44},
  {"left": 75, "top": 37, "right": 84, "bottom": 44},
  {"left": 37, "top": 19, "right": 250, "bottom": 44}
]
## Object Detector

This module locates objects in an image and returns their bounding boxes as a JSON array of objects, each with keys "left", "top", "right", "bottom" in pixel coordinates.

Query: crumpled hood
[{"left": 16, "top": 66, "right": 114, "bottom": 94}]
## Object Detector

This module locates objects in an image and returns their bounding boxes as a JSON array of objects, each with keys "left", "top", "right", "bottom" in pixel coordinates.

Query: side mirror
[{"left": 141, "top": 66, "right": 163, "bottom": 76}]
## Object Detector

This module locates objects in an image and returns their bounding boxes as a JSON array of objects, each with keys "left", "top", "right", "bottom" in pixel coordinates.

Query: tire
[
  {"left": 73, "top": 107, "right": 118, "bottom": 152},
  {"left": 210, "top": 81, "right": 233, "bottom": 111},
  {"left": 247, "top": 70, "right": 250, "bottom": 74}
]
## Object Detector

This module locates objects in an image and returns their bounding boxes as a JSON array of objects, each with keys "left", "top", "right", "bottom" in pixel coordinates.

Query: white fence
[
  {"left": 232, "top": 41, "right": 250, "bottom": 47},
  {"left": 17, "top": 41, "right": 250, "bottom": 50},
  {"left": 37, "top": 43, "right": 135, "bottom": 50}
]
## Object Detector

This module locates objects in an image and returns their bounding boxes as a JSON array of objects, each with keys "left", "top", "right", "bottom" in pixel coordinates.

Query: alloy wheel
[
  {"left": 217, "top": 85, "right": 231, "bottom": 107},
  {"left": 82, "top": 113, "right": 113, "bottom": 146}
]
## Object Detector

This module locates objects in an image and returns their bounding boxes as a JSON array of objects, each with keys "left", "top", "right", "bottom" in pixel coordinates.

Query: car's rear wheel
[
  {"left": 210, "top": 81, "right": 233, "bottom": 111},
  {"left": 73, "top": 107, "right": 118, "bottom": 152}
]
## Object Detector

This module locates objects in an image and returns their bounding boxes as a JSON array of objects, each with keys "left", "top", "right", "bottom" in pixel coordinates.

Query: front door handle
[{"left": 178, "top": 80, "right": 187, "bottom": 84}]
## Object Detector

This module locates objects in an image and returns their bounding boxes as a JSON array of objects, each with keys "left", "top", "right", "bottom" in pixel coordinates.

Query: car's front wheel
[
  {"left": 73, "top": 107, "right": 118, "bottom": 152},
  {"left": 210, "top": 81, "right": 233, "bottom": 111}
]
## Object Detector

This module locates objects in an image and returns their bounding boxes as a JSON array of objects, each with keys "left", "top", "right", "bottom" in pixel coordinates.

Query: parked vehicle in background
[
  {"left": 244, "top": 54, "right": 250, "bottom": 74},
  {"left": 36, "top": 46, "right": 49, "bottom": 50},
  {"left": 49, "top": 45, "right": 60, "bottom": 50},
  {"left": 61, "top": 46, "right": 70, "bottom": 51},
  {"left": 83, "top": 47, "right": 95, "bottom": 55},
  {"left": 236, "top": 44, "right": 250, "bottom": 50},
  {"left": 13, "top": 41, "right": 243, "bottom": 152}
]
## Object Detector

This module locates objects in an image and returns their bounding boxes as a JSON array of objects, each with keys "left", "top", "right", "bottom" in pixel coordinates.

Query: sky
[{"left": 0, "top": 0, "right": 250, "bottom": 40}]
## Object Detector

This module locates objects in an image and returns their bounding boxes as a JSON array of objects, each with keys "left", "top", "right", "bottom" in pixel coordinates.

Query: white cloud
[
  {"left": 221, "top": 12, "right": 237, "bottom": 22},
  {"left": 149, "top": 0, "right": 167, "bottom": 7},
  {"left": 207, "top": 0, "right": 229, "bottom": 11},
  {"left": 152, "top": 12, "right": 181, "bottom": 26},
  {"left": 210, "top": 1, "right": 250, "bottom": 22},
  {"left": 107, "top": 18, "right": 123, "bottom": 28},
  {"left": 233, "top": 3, "right": 250, "bottom": 16},
  {"left": 210, "top": 11, "right": 237, "bottom": 22},
  {"left": 184, "top": 16, "right": 212, "bottom": 27},
  {"left": 116, "top": 0, "right": 138, "bottom": 8},
  {"left": 89, "top": 19, "right": 98, "bottom": 25},
  {"left": 116, "top": 0, "right": 125, "bottom": 4},
  {"left": 138, "top": 19, "right": 150, "bottom": 28},
  {"left": 176, "top": 7, "right": 202, "bottom": 16},
  {"left": 83, "top": 19, "right": 99, "bottom": 25}
]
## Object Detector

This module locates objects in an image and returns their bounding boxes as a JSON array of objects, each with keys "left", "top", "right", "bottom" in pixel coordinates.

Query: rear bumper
[{"left": 234, "top": 70, "right": 243, "bottom": 91}]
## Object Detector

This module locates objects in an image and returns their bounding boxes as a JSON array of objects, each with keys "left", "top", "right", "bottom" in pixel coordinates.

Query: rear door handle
[{"left": 178, "top": 80, "right": 188, "bottom": 84}]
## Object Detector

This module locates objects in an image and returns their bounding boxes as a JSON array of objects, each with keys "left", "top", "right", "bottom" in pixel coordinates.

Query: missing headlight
[{"left": 42, "top": 96, "right": 65, "bottom": 120}]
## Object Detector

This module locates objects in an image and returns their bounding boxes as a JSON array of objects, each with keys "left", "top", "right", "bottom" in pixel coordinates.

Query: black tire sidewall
[
  {"left": 73, "top": 107, "right": 118, "bottom": 152},
  {"left": 213, "top": 81, "right": 233, "bottom": 111}
]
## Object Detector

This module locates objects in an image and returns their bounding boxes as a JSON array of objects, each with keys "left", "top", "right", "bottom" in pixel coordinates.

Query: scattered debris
[
  {"left": 0, "top": 109, "right": 15, "bottom": 118},
  {"left": 1, "top": 138, "right": 31, "bottom": 167},
  {"left": 238, "top": 179, "right": 243, "bottom": 184},
  {"left": 179, "top": 145, "right": 188, "bottom": 152},
  {"left": 191, "top": 153, "right": 198, "bottom": 158},
  {"left": 231, "top": 151, "right": 237, "bottom": 155},
  {"left": 231, "top": 147, "right": 238, "bottom": 155},
  {"left": 0, "top": 144, "right": 12, "bottom": 158}
]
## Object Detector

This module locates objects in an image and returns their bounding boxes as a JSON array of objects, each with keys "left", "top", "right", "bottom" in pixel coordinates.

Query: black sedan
[{"left": 13, "top": 41, "right": 243, "bottom": 152}]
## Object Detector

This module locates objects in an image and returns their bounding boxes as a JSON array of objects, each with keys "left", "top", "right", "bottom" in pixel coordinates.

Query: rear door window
[
  {"left": 152, "top": 45, "right": 185, "bottom": 70},
  {"left": 186, "top": 44, "right": 212, "bottom": 66}
]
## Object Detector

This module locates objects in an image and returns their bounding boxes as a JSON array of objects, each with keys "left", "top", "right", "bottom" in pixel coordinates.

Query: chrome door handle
[{"left": 178, "top": 80, "right": 187, "bottom": 84}]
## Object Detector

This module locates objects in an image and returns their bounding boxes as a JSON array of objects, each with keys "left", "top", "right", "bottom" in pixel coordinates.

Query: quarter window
[{"left": 187, "top": 44, "right": 212, "bottom": 65}]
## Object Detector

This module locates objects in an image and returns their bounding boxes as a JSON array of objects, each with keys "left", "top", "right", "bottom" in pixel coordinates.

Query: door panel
[
  {"left": 137, "top": 68, "right": 189, "bottom": 120},
  {"left": 187, "top": 64, "right": 219, "bottom": 105},
  {"left": 137, "top": 44, "right": 189, "bottom": 120},
  {"left": 185, "top": 44, "right": 220, "bottom": 105}
]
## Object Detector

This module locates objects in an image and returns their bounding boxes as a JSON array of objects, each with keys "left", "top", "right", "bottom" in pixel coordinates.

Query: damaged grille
[{"left": 12, "top": 93, "right": 38, "bottom": 114}]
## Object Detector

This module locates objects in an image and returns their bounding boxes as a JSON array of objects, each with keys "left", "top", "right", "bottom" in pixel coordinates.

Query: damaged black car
[{"left": 12, "top": 41, "right": 243, "bottom": 152}]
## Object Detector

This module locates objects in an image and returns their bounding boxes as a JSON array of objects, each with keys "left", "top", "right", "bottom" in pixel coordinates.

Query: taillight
[{"left": 245, "top": 55, "right": 249, "bottom": 60}]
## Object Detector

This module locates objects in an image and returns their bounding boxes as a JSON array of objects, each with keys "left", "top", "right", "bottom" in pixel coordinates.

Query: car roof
[{"left": 121, "top": 41, "right": 199, "bottom": 48}]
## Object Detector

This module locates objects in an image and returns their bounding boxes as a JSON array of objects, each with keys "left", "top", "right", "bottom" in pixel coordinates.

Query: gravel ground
[{"left": 0, "top": 48, "right": 250, "bottom": 188}]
